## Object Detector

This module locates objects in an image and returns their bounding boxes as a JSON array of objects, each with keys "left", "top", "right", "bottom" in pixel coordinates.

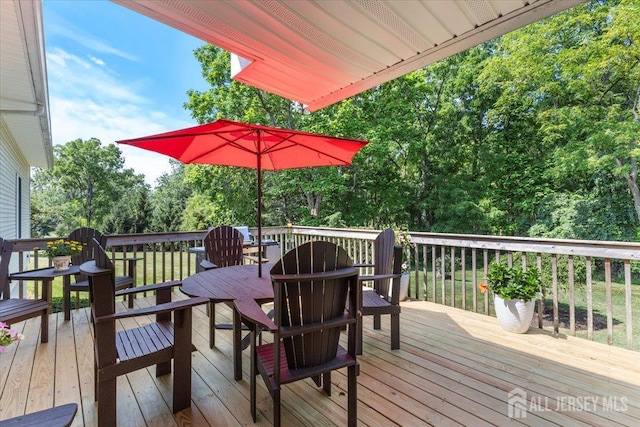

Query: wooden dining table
[
  {"left": 180, "top": 263, "right": 276, "bottom": 380},
  {"left": 9, "top": 265, "right": 81, "bottom": 319}
]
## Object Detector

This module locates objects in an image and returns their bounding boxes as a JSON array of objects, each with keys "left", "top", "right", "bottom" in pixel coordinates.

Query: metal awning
[{"left": 113, "top": 0, "right": 585, "bottom": 111}]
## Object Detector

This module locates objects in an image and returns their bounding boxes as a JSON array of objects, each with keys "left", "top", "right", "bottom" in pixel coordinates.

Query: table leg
[
  {"left": 233, "top": 307, "right": 242, "bottom": 381},
  {"left": 43, "top": 279, "right": 53, "bottom": 315},
  {"left": 63, "top": 275, "right": 72, "bottom": 321}
]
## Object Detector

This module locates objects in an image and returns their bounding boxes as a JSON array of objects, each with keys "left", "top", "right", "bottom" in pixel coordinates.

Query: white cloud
[
  {"left": 89, "top": 55, "right": 105, "bottom": 66},
  {"left": 46, "top": 47, "right": 194, "bottom": 187},
  {"left": 46, "top": 16, "right": 141, "bottom": 63}
]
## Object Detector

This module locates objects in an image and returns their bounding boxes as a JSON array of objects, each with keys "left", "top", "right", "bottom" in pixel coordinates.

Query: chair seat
[
  {"left": 0, "top": 298, "right": 50, "bottom": 324},
  {"left": 116, "top": 320, "right": 174, "bottom": 362},
  {"left": 69, "top": 275, "right": 134, "bottom": 292},
  {"left": 256, "top": 336, "right": 356, "bottom": 389},
  {"left": 362, "top": 289, "right": 401, "bottom": 314}
]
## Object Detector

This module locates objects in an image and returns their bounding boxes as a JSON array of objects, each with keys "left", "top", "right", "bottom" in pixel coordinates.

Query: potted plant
[
  {"left": 479, "top": 263, "right": 542, "bottom": 333},
  {"left": 37, "top": 239, "right": 83, "bottom": 271},
  {"left": 395, "top": 230, "right": 415, "bottom": 301}
]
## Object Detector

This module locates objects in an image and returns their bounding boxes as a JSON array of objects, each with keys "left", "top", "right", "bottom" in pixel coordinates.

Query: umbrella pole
[{"left": 257, "top": 149, "right": 263, "bottom": 277}]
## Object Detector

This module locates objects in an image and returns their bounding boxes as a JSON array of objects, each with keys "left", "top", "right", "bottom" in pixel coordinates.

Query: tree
[
  {"left": 31, "top": 138, "right": 146, "bottom": 235},
  {"left": 150, "top": 162, "right": 193, "bottom": 232},
  {"left": 103, "top": 184, "right": 152, "bottom": 235}
]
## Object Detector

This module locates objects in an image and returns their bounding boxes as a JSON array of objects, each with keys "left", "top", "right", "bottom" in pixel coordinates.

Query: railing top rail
[
  {"left": 281, "top": 227, "right": 640, "bottom": 259},
  {"left": 10, "top": 226, "right": 640, "bottom": 260},
  {"left": 406, "top": 232, "right": 640, "bottom": 260},
  {"left": 10, "top": 231, "right": 208, "bottom": 252}
]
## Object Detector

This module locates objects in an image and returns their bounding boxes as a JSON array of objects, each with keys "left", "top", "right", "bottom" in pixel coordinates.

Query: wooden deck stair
[{"left": 1, "top": 293, "right": 638, "bottom": 426}]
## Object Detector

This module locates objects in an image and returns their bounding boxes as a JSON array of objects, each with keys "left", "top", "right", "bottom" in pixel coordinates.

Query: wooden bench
[
  {"left": 0, "top": 403, "right": 77, "bottom": 427},
  {"left": 0, "top": 238, "right": 49, "bottom": 343}
]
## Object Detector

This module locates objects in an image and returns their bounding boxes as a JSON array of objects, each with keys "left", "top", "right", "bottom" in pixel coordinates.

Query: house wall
[{"left": 0, "top": 120, "right": 32, "bottom": 295}]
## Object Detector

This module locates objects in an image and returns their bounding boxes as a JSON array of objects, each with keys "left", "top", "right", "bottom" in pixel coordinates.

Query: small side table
[{"left": 9, "top": 265, "right": 81, "bottom": 316}]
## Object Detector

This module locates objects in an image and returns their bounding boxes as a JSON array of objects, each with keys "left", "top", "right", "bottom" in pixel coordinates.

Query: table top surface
[
  {"left": 180, "top": 263, "right": 274, "bottom": 303},
  {"left": 9, "top": 265, "right": 81, "bottom": 280}
]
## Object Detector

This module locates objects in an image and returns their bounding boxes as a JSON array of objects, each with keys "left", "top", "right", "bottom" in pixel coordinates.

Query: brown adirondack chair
[
  {"left": 0, "top": 237, "right": 50, "bottom": 343},
  {"left": 244, "top": 241, "right": 360, "bottom": 427},
  {"left": 200, "top": 225, "right": 245, "bottom": 270},
  {"left": 82, "top": 238, "right": 207, "bottom": 426},
  {"left": 356, "top": 228, "right": 403, "bottom": 353},
  {"left": 67, "top": 227, "right": 135, "bottom": 319},
  {"left": 201, "top": 225, "right": 264, "bottom": 347}
]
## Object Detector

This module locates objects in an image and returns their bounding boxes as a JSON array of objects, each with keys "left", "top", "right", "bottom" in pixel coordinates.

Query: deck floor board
[{"left": 1, "top": 294, "right": 638, "bottom": 426}]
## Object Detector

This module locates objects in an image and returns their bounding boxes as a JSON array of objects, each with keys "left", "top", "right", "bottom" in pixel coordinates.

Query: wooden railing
[{"left": 9, "top": 226, "right": 639, "bottom": 350}]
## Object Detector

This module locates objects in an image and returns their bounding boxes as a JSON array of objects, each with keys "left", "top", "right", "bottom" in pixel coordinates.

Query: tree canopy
[{"left": 31, "top": 138, "right": 146, "bottom": 236}]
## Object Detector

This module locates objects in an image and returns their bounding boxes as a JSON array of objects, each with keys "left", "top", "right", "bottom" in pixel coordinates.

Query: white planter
[
  {"left": 399, "top": 273, "right": 410, "bottom": 301},
  {"left": 493, "top": 294, "right": 535, "bottom": 334},
  {"left": 52, "top": 255, "right": 72, "bottom": 271},
  {"left": 388, "top": 273, "right": 410, "bottom": 301}
]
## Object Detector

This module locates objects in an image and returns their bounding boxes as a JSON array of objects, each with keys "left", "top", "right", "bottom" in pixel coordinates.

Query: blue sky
[{"left": 43, "top": 0, "right": 208, "bottom": 186}]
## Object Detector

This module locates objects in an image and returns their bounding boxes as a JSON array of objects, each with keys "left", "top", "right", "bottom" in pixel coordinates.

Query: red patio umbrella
[{"left": 117, "top": 118, "right": 368, "bottom": 276}]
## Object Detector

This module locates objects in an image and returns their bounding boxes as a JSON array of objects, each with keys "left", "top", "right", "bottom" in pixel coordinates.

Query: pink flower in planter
[{"left": 0, "top": 321, "right": 24, "bottom": 352}]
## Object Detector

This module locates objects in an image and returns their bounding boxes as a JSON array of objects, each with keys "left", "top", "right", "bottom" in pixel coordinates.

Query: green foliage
[
  {"left": 103, "top": 185, "right": 152, "bottom": 235},
  {"left": 485, "top": 263, "right": 543, "bottom": 301},
  {"left": 31, "top": 138, "right": 146, "bottom": 235},
  {"left": 150, "top": 162, "right": 192, "bottom": 232},
  {"left": 181, "top": 193, "right": 238, "bottom": 230}
]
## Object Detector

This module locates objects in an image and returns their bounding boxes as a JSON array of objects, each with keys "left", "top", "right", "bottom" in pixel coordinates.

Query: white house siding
[{"left": 0, "top": 120, "right": 32, "bottom": 296}]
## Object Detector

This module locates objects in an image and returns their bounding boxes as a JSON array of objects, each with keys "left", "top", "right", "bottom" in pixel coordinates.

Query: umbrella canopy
[{"left": 117, "top": 118, "right": 368, "bottom": 276}]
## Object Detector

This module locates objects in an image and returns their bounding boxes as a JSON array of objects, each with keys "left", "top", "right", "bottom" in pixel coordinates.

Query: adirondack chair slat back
[
  {"left": 69, "top": 227, "right": 108, "bottom": 282},
  {"left": 203, "top": 226, "right": 244, "bottom": 267},
  {"left": 372, "top": 228, "right": 396, "bottom": 298}
]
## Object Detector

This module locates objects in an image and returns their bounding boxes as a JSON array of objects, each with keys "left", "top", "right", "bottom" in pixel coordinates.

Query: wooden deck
[{"left": 1, "top": 293, "right": 638, "bottom": 426}]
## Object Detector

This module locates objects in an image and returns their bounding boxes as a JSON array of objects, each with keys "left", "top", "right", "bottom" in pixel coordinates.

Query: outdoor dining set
[{"left": 0, "top": 226, "right": 404, "bottom": 427}]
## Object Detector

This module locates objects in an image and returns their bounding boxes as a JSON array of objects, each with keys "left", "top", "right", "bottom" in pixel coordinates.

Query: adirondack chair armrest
[
  {"left": 95, "top": 296, "right": 208, "bottom": 322},
  {"left": 115, "top": 280, "right": 181, "bottom": 297},
  {"left": 200, "top": 259, "right": 217, "bottom": 270},
  {"left": 235, "top": 299, "right": 277, "bottom": 331}
]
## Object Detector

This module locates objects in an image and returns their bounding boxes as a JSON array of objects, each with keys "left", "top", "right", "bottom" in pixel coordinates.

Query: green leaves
[
  {"left": 487, "top": 263, "right": 543, "bottom": 301},
  {"left": 31, "top": 138, "right": 146, "bottom": 235}
]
